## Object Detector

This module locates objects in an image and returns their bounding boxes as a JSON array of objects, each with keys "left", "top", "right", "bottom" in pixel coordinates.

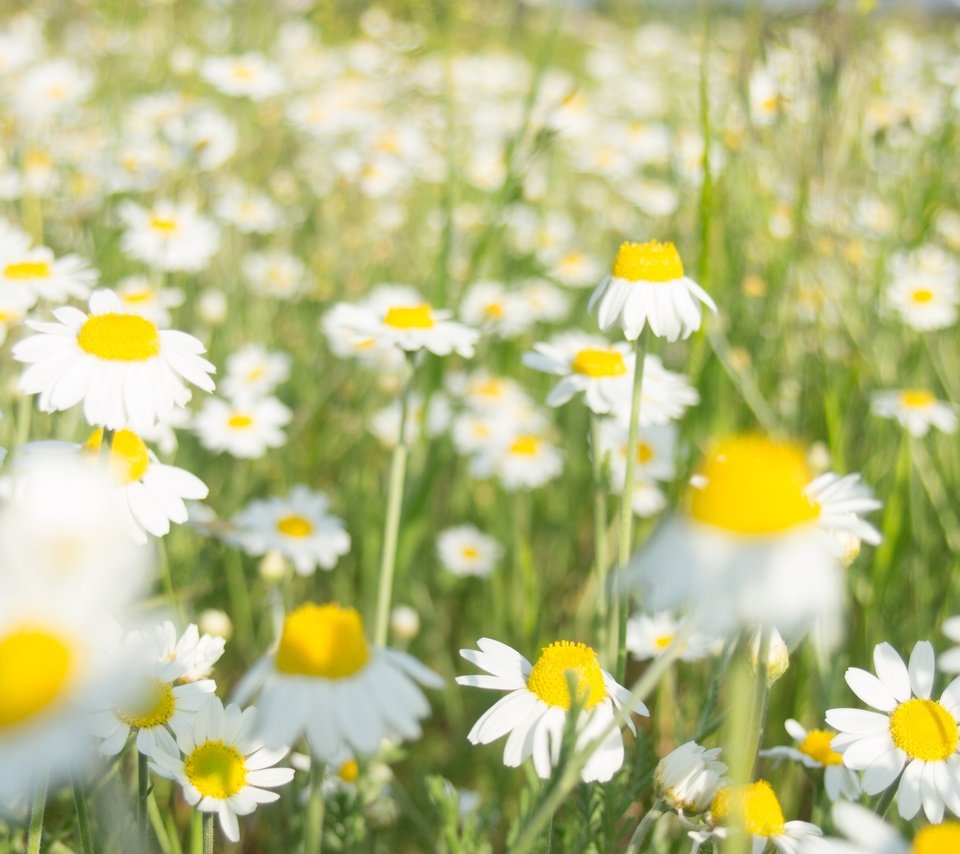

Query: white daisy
[
  {"left": 456, "top": 637, "right": 648, "bottom": 783},
  {"left": 221, "top": 345, "right": 291, "bottom": 400},
  {"left": 886, "top": 246, "right": 959, "bottom": 331},
  {"left": 119, "top": 200, "right": 221, "bottom": 273},
  {"left": 617, "top": 355, "right": 699, "bottom": 427},
  {"left": 469, "top": 428, "right": 563, "bottom": 492},
  {"left": 237, "top": 603, "right": 442, "bottom": 763},
  {"left": 193, "top": 395, "right": 291, "bottom": 459},
  {"left": 656, "top": 741, "right": 727, "bottom": 814},
  {"left": 243, "top": 250, "right": 308, "bottom": 300},
  {"left": 520, "top": 278, "right": 570, "bottom": 323},
  {"left": 805, "top": 472, "right": 882, "bottom": 547},
  {"left": 0, "top": 233, "right": 97, "bottom": 307},
  {"left": 201, "top": 54, "right": 285, "bottom": 101},
  {"left": 115, "top": 275, "right": 185, "bottom": 327},
  {"left": 149, "top": 695, "right": 294, "bottom": 843},
  {"left": 232, "top": 486, "right": 351, "bottom": 576},
  {"left": 871, "top": 390, "right": 958, "bottom": 437},
  {"left": 214, "top": 185, "right": 283, "bottom": 235},
  {"left": 436, "top": 525, "right": 504, "bottom": 578},
  {"left": 760, "top": 719, "right": 861, "bottom": 802},
  {"left": 626, "top": 611, "right": 717, "bottom": 663},
  {"left": 827, "top": 641, "right": 960, "bottom": 822},
  {"left": 548, "top": 250, "right": 604, "bottom": 288},
  {"left": 13, "top": 289, "right": 215, "bottom": 432},
  {"left": 597, "top": 419, "right": 677, "bottom": 488},
  {"left": 459, "top": 280, "right": 535, "bottom": 339},
  {"left": 589, "top": 240, "right": 717, "bottom": 342},
  {"left": 154, "top": 621, "right": 226, "bottom": 683}
]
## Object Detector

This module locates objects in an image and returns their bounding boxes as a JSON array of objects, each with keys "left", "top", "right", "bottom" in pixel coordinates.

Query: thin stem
[
  {"left": 138, "top": 750, "right": 150, "bottom": 850},
  {"left": 612, "top": 328, "right": 649, "bottom": 677},
  {"left": 590, "top": 415, "right": 611, "bottom": 668},
  {"left": 73, "top": 778, "right": 94, "bottom": 854},
  {"left": 625, "top": 798, "right": 665, "bottom": 854},
  {"left": 373, "top": 362, "right": 415, "bottom": 647},
  {"left": 749, "top": 627, "right": 772, "bottom": 780},
  {"left": 910, "top": 436, "right": 960, "bottom": 552},
  {"left": 225, "top": 548, "right": 255, "bottom": 650},
  {"left": 304, "top": 764, "right": 326, "bottom": 854},
  {"left": 202, "top": 812, "right": 215, "bottom": 854},
  {"left": 27, "top": 777, "right": 47, "bottom": 854}
]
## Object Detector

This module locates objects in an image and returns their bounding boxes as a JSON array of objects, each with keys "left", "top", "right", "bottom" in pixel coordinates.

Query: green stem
[
  {"left": 225, "top": 548, "right": 255, "bottom": 650},
  {"left": 202, "top": 812, "right": 214, "bottom": 854},
  {"left": 749, "top": 627, "right": 772, "bottom": 780},
  {"left": 304, "top": 765, "right": 326, "bottom": 854},
  {"left": 73, "top": 778, "right": 94, "bottom": 854},
  {"left": 590, "top": 415, "right": 611, "bottom": 667},
  {"left": 872, "top": 433, "right": 911, "bottom": 594},
  {"left": 138, "top": 750, "right": 150, "bottom": 850},
  {"left": 625, "top": 798, "right": 665, "bottom": 854},
  {"left": 27, "top": 777, "right": 47, "bottom": 854},
  {"left": 910, "top": 436, "right": 960, "bottom": 553},
  {"left": 612, "top": 329, "right": 649, "bottom": 675},
  {"left": 373, "top": 362, "right": 415, "bottom": 647}
]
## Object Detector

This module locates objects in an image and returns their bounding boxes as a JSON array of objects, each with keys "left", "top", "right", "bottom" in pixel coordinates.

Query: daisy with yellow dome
[
  {"left": 456, "top": 637, "right": 648, "bottom": 783},
  {"left": 806, "top": 801, "right": 960, "bottom": 853},
  {"left": 871, "top": 388, "right": 958, "bottom": 437},
  {"left": 589, "top": 240, "right": 717, "bottom": 342},
  {"left": 759, "top": 719, "right": 861, "bottom": 802}
]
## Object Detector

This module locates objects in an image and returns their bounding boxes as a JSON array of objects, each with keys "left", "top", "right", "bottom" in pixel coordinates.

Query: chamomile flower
[
  {"left": 548, "top": 250, "right": 603, "bottom": 288},
  {"left": 221, "top": 345, "right": 291, "bottom": 400},
  {"left": 201, "top": 53, "right": 285, "bottom": 101},
  {"left": 154, "top": 622, "right": 226, "bottom": 683},
  {"left": 523, "top": 333, "right": 632, "bottom": 415},
  {"left": 238, "top": 603, "right": 442, "bottom": 762},
  {"left": 760, "top": 720, "right": 861, "bottom": 802},
  {"left": 214, "top": 185, "right": 283, "bottom": 234},
  {"left": 470, "top": 428, "right": 563, "bottom": 492},
  {"left": 243, "top": 250, "right": 308, "bottom": 300},
  {"left": 0, "top": 235, "right": 97, "bottom": 307},
  {"left": 624, "top": 435, "right": 843, "bottom": 637},
  {"left": 589, "top": 240, "right": 717, "bottom": 342},
  {"left": 805, "top": 472, "right": 882, "bottom": 548},
  {"left": 617, "top": 355, "right": 699, "bottom": 427},
  {"left": 459, "top": 280, "right": 535, "bottom": 339},
  {"left": 871, "top": 389, "right": 958, "bottom": 437},
  {"left": 0, "top": 288, "right": 32, "bottom": 345},
  {"left": 342, "top": 297, "right": 479, "bottom": 358},
  {"left": 456, "top": 638, "right": 648, "bottom": 783},
  {"left": 193, "top": 395, "right": 291, "bottom": 459},
  {"left": 13, "top": 289, "right": 215, "bottom": 432},
  {"left": 149, "top": 695, "right": 294, "bottom": 843},
  {"left": 436, "top": 525, "right": 504, "bottom": 578},
  {"left": 232, "top": 486, "right": 351, "bottom": 576},
  {"left": 119, "top": 200, "right": 220, "bottom": 273},
  {"left": 626, "top": 611, "right": 716, "bottom": 663},
  {"left": 115, "top": 275, "right": 185, "bottom": 327},
  {"left": 886, "top": 247, "right": 959, "bottom": 331},
  {"left": 656, "top": 741, "right": 727, "bottom": 814},
  {"left": 691, "top": 780, "right": 821, "bottom": 852},
  {"left": 597, "top": 420, "right": 676, "bottom": 488},
  {"left": 827, "top": 641, "right": 960, "bottom": 822},
  {"left": 83, "top": 428, "right": 208, "bottom": 543},
  {"left": 800, "top": 800, "right": 960, "bottom": 853}
]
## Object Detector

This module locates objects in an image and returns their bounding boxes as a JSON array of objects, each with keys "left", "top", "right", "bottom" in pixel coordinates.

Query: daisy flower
[
  {"left": 0, "top": 288, "right": 33, "bottom": 345},
  {"left": 523, "top": 332, "right": 632, "bottom": 415},
  {"left": 450, "top": 372, "right": 534, "bottom": 415},
  {"left": 691, "top": 780, "right": 821, "bottom": 852},
  {"left": 459, "top": 280, "right": 535, "bottom": 339},
  {"left": 805, "top": 472, "right": 882, "bottom": 548},
  {"left": 221, "top": 345, "right": 291, "bottom": 400},
  {"left": 801, "top": 800, "right": 960, "bottom": 853},
  {"left": 871, "top": 389, "right": 958, "bottom": 437},
  {"left": 456, "top": 638, "right": 648, "bottom": 783},
  {"left": 436, "top": 525, "right": 504, "bottom": 578},
  {"left": 238, "top": 602, "right": 442, "bottom": 762},
  {"left": 119, "top": 200, "right": 221, "bottom": 273},
  {"left": 656, "top": 741, "right": 727, "bottom": 814},
  {"left": 759, "top": 719, "right": 861, "bottom": 802},
  {"left": 201, "top": 53, "right": 285, "bottom": 100},
  {"left": 154, "top": 621, "right": 226, "bottom": 683},
  {"left": 827, "top": 641, "right": 960, "bottom": 822},
  {"left": 520, "top": 278, "right": 570, "bottom": 323},
  {"left": 115, "top": 275, "right": 185, "bottom": 327},
  {"left": 589, "top": 240, "right": 717, "bottom": 342},
  {"left": 469, "top": 428, "right": 563, "bottom": 492},
  {"left": 548, "top": 250, "right": 603, "bottom": 288},
  {"left": 92, "top": 622, "right": 219, "bottom": 759},
  {"left": 626, "top": 611, "right": 716, "bottom": 663},
  {"left": 886, "top": 248, "right": 958, "bottom": 331},
  {"left": 616, "top": 355, "right": 699, "bottom": 427},
  {"left": 232, "top": 486, "right": 351, "bottom": 576},
  {"left": 214, "top": 185, "right": 283, "bottom": 234},
  {"left": 84, "top": 428, "right": 208, "bottom": 542},
  {"left": 597, "top": 420, "right": 676, "bottom": 488},
  {"left": 243, "top": 250, "right": 308, "bottom": 300},
  {"left": 149, "top": 695, "right": 294, "bottom": 843},
  {"left": 193, "top": 395, "right": 291, "bottom": 459},
  {"left": 0, "top": 233, "right": 97, "bottom": 307},
  {"left": 13, "top": 289, "right": 215, "bottom": 432}
]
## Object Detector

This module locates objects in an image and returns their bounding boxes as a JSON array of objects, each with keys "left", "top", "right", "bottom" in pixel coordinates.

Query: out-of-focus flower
[
  {"left": 119, "top": 201, "right": 220, "bottom": 273},
  {"left": 201, "top": 53, "right": 284, "bottom": 101},
  {"left": 193, "top": 395, "right": 291, "bottom": 459},
  {"left": 871, "top": 389, "right": 958, "bottom": 437},
  {"left": 656, "top": 741, "right": 727, "bottom": 814},
  {"left": 436, "top": 525, "right": 503, "bottom": 578},
  {"left": 760, "top": 719, "right": 861, "bottom": 802}
]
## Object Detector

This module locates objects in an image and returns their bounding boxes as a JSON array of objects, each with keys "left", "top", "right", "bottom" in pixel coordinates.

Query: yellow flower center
[
  {"left": 85, "top": 428, "right": 150, "bottom": 484},
  {"left": 710, "top": 781, "right": 785, "bottom": 838},
  {"left": 484, "top": 302, "right": 505, "bottom": 319},
  {"left": 116, "top": 679, "right": 175, "bottom": 729},
  {"left": 150, "top": 216, "right": 179, "bottom": 234},
  {"left": 383, "top": 304, "right": 434, "bottom": 329},
  {"left": 798, "top": 729, "right": 843, "bottom": 766},
  {"left": 185, "top": 740, "right": 247, "bottom": 799},
  {"left": 227, "top": 413, "right": 253, "bottom": 429},
  {"left": 475, "top": 379, "right": 503, "bottom": 399},
  {"left": 509, "top": 435, "right": 540, "bottom": 456},
  {"left": 571, "top": 348, "right": 627, "bottom": 378},
  {"left": 654, "top": 634, "right": 673, "bottom": 650},
  {"left": 637, "top": 442, "right": 654, "bottom": 464},
  {"left": 246, "top": 366, "right": 266, "bottom": 381},
  {"left": 0, "top": 628, "right": 72, "bottom": 729},
  {"left": 911, "top": 288, "right": 934, "bottom": 304},
  {"left": 276, "top": 514, "right": 313, "bottom": 538},
  {"left": 4, "top": 260, "right": 51, "bottom": 280},
  {"left": 900, "top": 389, "right": 935, "bottom": 409},
  {"left": 461, "top": 546, "right": 480, "bottom": 560},
  {"left": 231, "top": 64, "right": 255, "bottom": 81},
  {"left": 339, "top": 759, "right": 360, "bottom": 782},
  {"left": 527, "top": 641, "right": 606, "bottom": 710},
  {"left": 275, "top": 603, "right": 370, "bottom": 679},
  {"left": 611, "top": 240, "right": 684, "bottom": 283},
  {"left": 688, "top": 435, "right": 818, "bottom": 535},
  {"left": 121, "top": 288, "right": 154, "bottom": 304},
  {"left": 912, "top": 823, "right": 960, "bottom": 854},
  {"left": 890, "top": 698, "right": 958, "bottom": 762},
  {"left": 77, "top": 313, "right": 161, "bottom": 362}
]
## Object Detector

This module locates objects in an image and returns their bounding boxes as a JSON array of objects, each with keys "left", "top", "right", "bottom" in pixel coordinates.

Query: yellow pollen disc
[
  {"left": 611, "top": 240, "right": 684, "bottom": 283},
  {"left": 121, "top": 288, "right": 153, "bottom": 304},
  {"left": 276, "top": 514, "right": 313, "bottom": 538},
  {"left": 150, "top": 216, "right": 179, "bottom": 234},
  {"left": 275, "top": 603, "right": 370, "bottom": 679},
  {"left": 476, "top": 379, "right": 503, "bottom": 398},
  {"left": 637, "top": 442, "right": 654, "bottom": 464},
  {"left": 654, "top": 635, "right": 673, "bottom": 650},
  {"left": 484, "top": 302, "right": 505, "bottom": 319},
  {"left": 246, "top": 366, "right": 266, "bottom": 381},
  {"left": 526, "top": 641, "right": 606, "bottom": 711},
  {"left": 339, "top": 759, "right": 360, "bottom": 782},
  {"left": 911, "top": 289, "right": 934, "bottom": 304},
  {"left": 509, "top": 435, "right": 540, "bottom": 456},
  {"left": 231, "top": 64, "right": 255, "bottom": 81},
  {"left": 912, "top": 823, "right": 960, "bottom": 854},
  {"left": 0, "top": 628, "right": 72, "bottom": 729},
  {"left": 116, "top": 679, "right": 175, "bottom": 729},
  {"left": 85, "top": 428, "right": 150, "bottom": 484},
  {"left": 461, "top": 546, "right": 480, "bottom": 559},
  {"left": 185, "top": 740, "right": 247, "bottom": 799},
  {"left": 710, "top": 780, "right": 785, "bottom": 838},
  {"left": 383, "top": 304, "right": 435, "bottom": 329},
  {"left": 4, "top": 260, "right": 51, "bottom": 280},
  {"left": 890, "top": 698, "right": 958, "bottom": 762},
  {"left": 798, "top": 730, "right": 843, "bottom": 766},
  {"left": 900, "top": 389, "right": 935, "bottom": 409},
  {"left": 77, "top": 313, "right": 161, "bottom": 362},
  {"left": 688, "top": 435, "right": 818, "bottom": 535},
  {"left": 227, "top": 413, "right": 254, "bottom": 429},
  {"left": 571, "top": 348, "right": 627, "bottom": 378}
]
